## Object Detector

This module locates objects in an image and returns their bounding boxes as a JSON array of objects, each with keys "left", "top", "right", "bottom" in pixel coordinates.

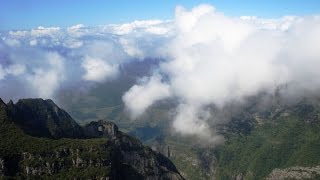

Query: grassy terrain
[
  {"left": 0, "top": 120, "right": 112, "bottom": 179},
  {"left": 146, "top": 135, "right": 217, "bottom": 180},
  {"left": 215, "top": 113, "right": 320, "bottom": 179},
  {"left": 169, "top": 143, "right": 213, "bottom": 180},
  {"left": 0, "top": 121, "right": 109, "bottom": 156}
]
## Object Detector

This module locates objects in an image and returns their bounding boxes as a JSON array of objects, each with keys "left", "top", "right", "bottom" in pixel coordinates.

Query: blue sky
[{"left": 0, "top": 0, "right": 319, "bottom": 30}]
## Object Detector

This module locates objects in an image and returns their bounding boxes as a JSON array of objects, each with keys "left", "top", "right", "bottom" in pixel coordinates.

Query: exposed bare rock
[
  {"left": 267, "top": 166, "right": 320, "bottom": 180},
  {"left": 0, "top": 98, "right": 184, "bottom": 179},
  {"left": 83, "top": 120, "right": 118, "bottom": 138},
  {"left": 0, "top": 158, "right": 5, "bottom": 176},
  {"left": 6, "top": 98, "right": 84, "bottom": 138}
]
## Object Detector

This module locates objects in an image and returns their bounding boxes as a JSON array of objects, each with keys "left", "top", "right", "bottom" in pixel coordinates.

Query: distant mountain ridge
[{"left": 0, "top": 98, "right": 184, "bottom": 179}]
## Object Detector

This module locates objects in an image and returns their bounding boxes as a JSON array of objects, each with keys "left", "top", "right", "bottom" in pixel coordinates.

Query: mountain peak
[
  {"left": 0, "top": 98, "right": 8, "bottom": 123},
  {"left": 0, "top": 98, "right": 5, "bottom": 106},
  {"left": 7, "top": 100, "right": 14, "bottom": 106},
  {"left": 44, "top": 99, "right": 57, "bottom": 106},
  {"left": 0, "top": 98, "right": 184, "bottom": 179},
  {"left": 9, "top": 98, "right": 84, "bottom": 139}
]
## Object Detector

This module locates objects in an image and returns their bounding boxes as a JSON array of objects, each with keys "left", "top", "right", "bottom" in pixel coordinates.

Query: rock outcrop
[
  {"left": 6, "top": 98, "right": 84, "bottom": 138},
  {"left": 267, "top": 166, "right": 320, "bottom": 180},
  {"left": 20, "top": 148, "right": 112, "bottom": 178},
  {"left": 84, "top": 120, "right": 119, "bottom": 138},
  {"left": 0, "top": 98, "right": 184, "bottom": 180}
]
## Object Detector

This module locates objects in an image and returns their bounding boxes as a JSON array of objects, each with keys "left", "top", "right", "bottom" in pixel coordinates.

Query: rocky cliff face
[
  {"left": 266, "top": 166, "right": 320, "bottom": 180},
  {"left": 112, "top": 133, "right": 182, "bottom": 180},
  {"left": 84, "top": 120, "right": 119, "bottom": 138},
  {"left": 6, "top": 98, "right": 84, "bottom": 138},
  {"left": 0, "top": 98, "right": 183, "bottom": 180},
  {"left": 20, "top": 147, "right": 112, "bottom": 179}
]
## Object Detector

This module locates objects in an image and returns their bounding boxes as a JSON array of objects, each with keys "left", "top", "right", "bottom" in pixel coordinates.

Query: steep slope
[
  {"left": 7, "top": 98, "right": 84, "bottom": 138},
  {"left": 145, "top": 96, "right": 320, "bottom": 180},
  {"left": 0, "top": 98, "right": 183, "bottom": 179},
  {"left": 215, "top": 100, "right": 320, "bottom": 179}
]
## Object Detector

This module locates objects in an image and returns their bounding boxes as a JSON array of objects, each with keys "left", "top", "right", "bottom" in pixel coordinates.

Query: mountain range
[
  {"left": 52, "top": 58, "right": 320, "bottom": 179},
  {"left": 0, "top": 98, "right": 183, "bottom": 179},
  {"left": 2, "top": 94, "right": 320, "bottom": 179}
]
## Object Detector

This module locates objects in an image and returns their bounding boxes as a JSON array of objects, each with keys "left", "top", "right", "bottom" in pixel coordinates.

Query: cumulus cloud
[
  {"left": 123, "top": 74, "right": 171, "bottom": 119},
  {"left": 26, "top": 52, "right": 65, "bottom": 98},
  {"left": 0, "top": 20, "right": 171, "bottom": 101},
  {"left": 123, "top": 4, "right": 320, "bottom": 141},
  {"left": 109, "top": 20, "right": 172, "bottom": 35},
  {"left": 30, "top": 26, "right": 61, "bottom": 37},
  {"left": 111, "top": 20, "right": 174, "bottom": 59},
  {"left": 67, "top": 24, "right": 85, "bottom": 33},
  {"left": 79, "top": 40, "right": 127, "bottom": 82},
  {"left": 1, "top": 3, "right": 320, "bottom": 142},
  {"left": 0, "top": 45, "right": 65, "bottom": 100},
  {"left": 82, "top": 57, "right": 118, "bottom": 82},
  {"left": 173, "top": 104, "right": 210, "bottom": 137},
  {"left": 2, "top": 37, "right": 21, "bottom": 47}
]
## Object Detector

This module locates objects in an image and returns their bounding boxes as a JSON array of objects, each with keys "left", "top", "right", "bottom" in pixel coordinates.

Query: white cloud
[
  {"left": 26, "top": 52, "right": 65, "bottom": 99},
  {"left": 174, "top": 4, "right": 255, "bottom": 52},
  {"left": 29, "top": 39, "right": 38, "bottom": 46},
  {"left": 240, "top": 15, "right": 301, "bottom": 31},
  {"left": 107, "top": 20, "right": 173, "bottom": 59},
  {"left": 2, "top": 37, "right": 21, "bottom": 47},
  {"left": 122, "top": 74, "right": 171, "bottom": 119},
  {"left": 67, "top": 24, "right": 85, "bottom": 32},
  {"left": 67, "top": 24, "right": 87, "bottom": 37},
  {"left": 5, "top": 64, "right": 26, "bottom": 76},
  {"left": 0, "top": 64, "right": 26, "bottom": 80},
  {"left": 82, "top": 57, "right": 118, "bottom": 82},
  {"left": 119, "top": 38, "right": 144, "bottom": 58},
  {"left": 9, "top": 30, "right": 28, "bottom": 37},
  {"left": 2, "top": 20, "right": 172, "bottom": 59},
  {"left": 109, "top": 20, "right": 170, "bottom": 35},
  {"left": 1, "top": 4, "right": 320, "bottom": 142},
  {"left": 63, "top": 38, "right": 83, "bottom": 48},
  {"left": 172, "top": 103, "right": 224, "bottom": 143},
  {"left": 173, "top": 104, "right": 211, "bottom": 137},
  {"left": 123, "top": 4, "right": 320, "bottom": 140},
  {"left": 79, "top": 40, "right": 126, "bottom": 82},
  {"left": 30, "top": 26, "right": 61, "bottom": 37}
]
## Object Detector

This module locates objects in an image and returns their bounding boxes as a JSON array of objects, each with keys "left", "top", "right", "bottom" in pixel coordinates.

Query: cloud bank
[
  {"left": 1, "top": 4, "right": 320, "bottom": 142},
  {"left": 122, "top": 4, "right": 320, "bottom": 141},
  {"left": 0, "top": 20, "right": 172, "bottom": 100}
]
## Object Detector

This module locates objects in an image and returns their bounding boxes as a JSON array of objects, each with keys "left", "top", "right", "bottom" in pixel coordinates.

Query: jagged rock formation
[
  {"left": 267, "top": 166, "right": 320, "bottom": 180},
  {"left": 112, "top": 133, "right": 183, "bottom": 180},
  {"left": 6, "top": 98, "right": 84, "bottom": 138},
  {"left": 21, "top": 149, "right": 111, "bottom": 177},
  {"left": 0, "top": 98, "right": 184, "bottom": 179},
  {"left": 84, "top": 120, "right": 119, "bottom": 138},
  {"left": 151, "top": 138, "right": 172, "bottom": 158}
]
